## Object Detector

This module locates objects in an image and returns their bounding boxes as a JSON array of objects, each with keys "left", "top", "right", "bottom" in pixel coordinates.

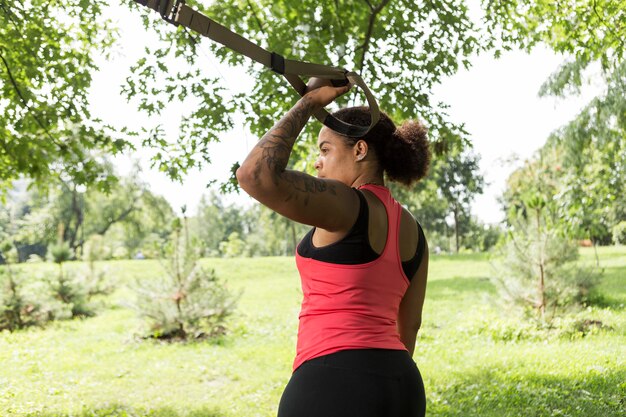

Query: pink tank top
[{"left": 293, "top": 184, "right": 409, "bottom": 371}]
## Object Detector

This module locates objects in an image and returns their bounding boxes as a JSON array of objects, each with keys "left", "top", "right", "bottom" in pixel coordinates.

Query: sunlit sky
[{"left": 90, "top": 4, "right": 601, "bottom": 225}]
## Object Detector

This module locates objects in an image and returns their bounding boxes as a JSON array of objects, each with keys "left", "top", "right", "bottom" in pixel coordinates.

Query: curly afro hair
[{"left": 330, "top": 107, "right": 431, "bottom": 186}]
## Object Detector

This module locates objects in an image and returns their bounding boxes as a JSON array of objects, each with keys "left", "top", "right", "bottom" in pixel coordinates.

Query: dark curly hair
[{"left": 331, "top": 107, "right": 431, "bottom": 186}]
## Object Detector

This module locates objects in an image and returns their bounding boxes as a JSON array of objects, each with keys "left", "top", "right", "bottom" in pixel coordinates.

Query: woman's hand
[{"left": 303, "top": 77, "right": 352, "bottom": 108}]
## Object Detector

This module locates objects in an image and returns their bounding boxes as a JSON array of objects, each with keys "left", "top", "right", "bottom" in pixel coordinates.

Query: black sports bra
[{"left": 297, "top": 188, "right": 426, "bottom": 281}]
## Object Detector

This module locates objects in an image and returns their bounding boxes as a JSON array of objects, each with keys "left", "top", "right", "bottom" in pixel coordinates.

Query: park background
[{"left": 0, "top": 0, "right": 624, "bottom": 416}]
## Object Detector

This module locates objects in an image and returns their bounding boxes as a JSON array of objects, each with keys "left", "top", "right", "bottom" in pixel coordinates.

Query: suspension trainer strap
[{"left": 133, "top": 0, "right": 380, "bottom": 137}]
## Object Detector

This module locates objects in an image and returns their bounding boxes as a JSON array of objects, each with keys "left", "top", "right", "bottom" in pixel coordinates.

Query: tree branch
[
  {"left": 332, "top": 0, "right": 345, "bottom": 34},
  {"left": 591, "top": 0, "right": 624, "bottom": 64},
  {"left": 357, "top": 0, "right": 391, "bottom": 74},
  {"left": 245, "top": 0, "right": 266, "bottom": 36},
  {"left": 0, "top": 50, "right": 67, "bottom": 151},
  {"left": 96, "top": 204, "right": 137, "bottom": 237}
]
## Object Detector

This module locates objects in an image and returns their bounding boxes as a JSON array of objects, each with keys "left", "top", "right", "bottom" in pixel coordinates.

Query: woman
[{"left": 236, "top": 79, "right": 430, "bottom": 417}]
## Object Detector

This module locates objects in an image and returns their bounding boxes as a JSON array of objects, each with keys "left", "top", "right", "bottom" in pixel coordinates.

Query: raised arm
[{"left": 236, "top": 82, "right": 359, "bottom": 231}]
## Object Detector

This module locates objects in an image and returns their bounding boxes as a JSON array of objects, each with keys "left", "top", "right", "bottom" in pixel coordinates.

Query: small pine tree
[
  {"left": 131, "top": 208, "right": 241, "bottom": 340},
  {"left": 0, "top": 241, "right": 47, "bottom": 331},
  {"left": 46, "top": 242, "right": 94, "bottom": 318},
  {"left": 495, "top": 196, "right": 602, "bottom": 322}
]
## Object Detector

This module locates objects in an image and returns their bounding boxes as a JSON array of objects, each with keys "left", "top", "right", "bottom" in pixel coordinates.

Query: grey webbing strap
[{"left": 135, "top": 0, "right": 380, "bottom": 137}]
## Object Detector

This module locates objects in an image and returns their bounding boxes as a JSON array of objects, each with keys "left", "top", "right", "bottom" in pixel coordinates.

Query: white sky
[{"left": 90, "top": 4, "right": 601, "bottom": 224}]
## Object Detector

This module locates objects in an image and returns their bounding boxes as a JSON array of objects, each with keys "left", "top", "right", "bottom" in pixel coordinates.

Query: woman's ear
[{"left": 354, "top": 140, "right": 368, "bottom": 161}]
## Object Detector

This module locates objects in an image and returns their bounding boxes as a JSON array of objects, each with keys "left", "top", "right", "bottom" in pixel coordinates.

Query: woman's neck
[{"left": 353, "top": 174, "right": 385, "bottom": 188}]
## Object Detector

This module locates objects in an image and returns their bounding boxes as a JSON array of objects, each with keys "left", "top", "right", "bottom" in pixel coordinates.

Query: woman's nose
[{"left": 314, "top": 158, "right": 322, "bottom": 170}]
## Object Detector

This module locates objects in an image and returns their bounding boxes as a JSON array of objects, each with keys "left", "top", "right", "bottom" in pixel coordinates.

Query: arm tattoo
[{"left": 251, "top": 97, "right": 337, "bottom": 204}]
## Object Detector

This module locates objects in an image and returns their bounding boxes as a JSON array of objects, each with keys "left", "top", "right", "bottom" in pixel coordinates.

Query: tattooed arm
[{"left": 236, "top": 83, "right": 359, "bottom": 231}]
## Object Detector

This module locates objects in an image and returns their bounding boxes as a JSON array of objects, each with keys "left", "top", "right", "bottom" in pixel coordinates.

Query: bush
[
  {"left": 44, "top": 240, "right": 110, "bottom": 319},
  {"left": 111, "top": 246, "right": 129, "bottom": 260},
  {"left": 138, "top": 233, "right": 166, "bottom": 259},
  {"left": 130, "top": 214, "right": 241, "bottom": 340},
  {"left": 45, "top": 268, "right": 94, "bottom": 319},
  {"left": 219, "top": 232, "right": 246, "bottom": 258},
  {"left": 0, "top": 266, "right": 45, "bottom": 331},
  {"left": 82, "top": 234, "right": 111, "bottom": 261},
  {"left": 47, "top": 242, "right": 72, "bottom": 263},
  {"left": 612, "top": 221, "right": 626, "bottom": 245},
  {"left": 473, "top": 312, "right": 612, "bottom": 342},
  {"left": 0, "top": 242, "right": 49, "bottom": 331}
]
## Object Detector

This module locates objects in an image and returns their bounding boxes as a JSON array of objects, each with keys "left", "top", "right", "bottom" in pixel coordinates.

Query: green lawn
[{"left": 1, "top": 247, "right": 624, "bottom": 416}]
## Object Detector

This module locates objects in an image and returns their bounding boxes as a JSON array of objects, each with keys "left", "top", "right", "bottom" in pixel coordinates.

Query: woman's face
[{"left": 314, "top": 127, "right": 357, "bottom": 185}]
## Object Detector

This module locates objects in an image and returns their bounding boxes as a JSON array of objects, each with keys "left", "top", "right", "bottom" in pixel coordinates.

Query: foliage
[
  {"left": 123, "top": 0, "right": 501, "bottom": 182},
  {"left": 503, "top": 125, "right": 624, "bottom": 244},
  {"left": 543, "top": 65, "right": 626, "bottom": 243},
  {"left": 462, "top": 221, "right": 503, "bottom": 253},
  {"left": 390, "top": 150, "right": 485, "bottom": 252},
  {"left": 130, "top": 213, "right": 241, "bottom": 340},
  {"left": 193, "top": 191, "right": 309, "bottom": 257},
  {"left": 45, "top": 242, "right": 96, "bottom": 319},
  {"left": 491, "top": 1, "right": 625, "bottom": 244},
  {"left": 82, "top": 234, "right": 111, "bottom": 262},
  {"left": 612, "top": 221, "right": 626, "bottom": 245},
  {"left": 0, "top": 265, "right": 48, "bottom": 332},
  {"left": 47, "top": 242, "right": 72, "bottom": 264},
  {"left": 193, "top": 191, "right": 250, "bottom": 257},
  {"left": 218, "top": 232, "right": 246, "bottom": 258},
  {"left": 4, "top": 170, "right": 176, "bottom": 261},
  {"left": 0, "top": 241, "right": 47, "bottom": 331},
  {"left": 0, "top": 0, "right": 133, "bottom": 191},
  {"left": 483, "top": 0, "right": 624, "bottom": 70}
]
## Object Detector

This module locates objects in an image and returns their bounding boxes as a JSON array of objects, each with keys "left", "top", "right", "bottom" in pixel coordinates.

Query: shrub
[
  {"left": 130, "top": 212, "right": 241, "bottom": 340},
  {"left": 45, "top": 241, "right": 103, "bottom": 319},
  {"left": 138, "top": 233, "right": 166, "bottom": 259},
  {"left": 47, "top": 242, "right": 72, "bottom": 263},
  {"left": 82, "top": 234, "right": 111, "bottom": 261},
  {"left": 111, "top": 246, "right": 129, "bottom": 260},
  {"left": 45, "top": 268, "right": 94, "bottom": 319},
  {"left": 219, "top": 232, "right": 247, "bottom": 258},
  {"left": 0, "top": 242, "right": 49, "bottom": 331},
  {"left": 612, "top": 221, "right": 626, "bottom": 245}
]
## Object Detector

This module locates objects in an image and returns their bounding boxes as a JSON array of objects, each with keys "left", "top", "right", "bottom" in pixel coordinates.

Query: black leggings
[{"left": 277, "top": 349, "right": 426, "bottom": 417}]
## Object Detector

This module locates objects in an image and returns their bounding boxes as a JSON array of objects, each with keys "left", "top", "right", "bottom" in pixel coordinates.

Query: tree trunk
[
  {"left": 454, "top": 204, "right": 460, "bottom": 253},
  {"left": 536, "top": 208, "right": 546, "bottom": 318},
  {"left": 68, "top": 185, "right": 83, "bottom": 253},
  {"left": 591, "top": 233, "right": 600, "bottom": 267}
]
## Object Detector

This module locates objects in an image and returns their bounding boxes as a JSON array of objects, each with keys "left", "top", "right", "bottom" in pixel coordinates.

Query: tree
[
  {"left": 540, "top": 63, "right": 626, "bottom": 244},
  {"left": 502, "top": 66, "right": 625, "bottom": 246},
  {"left": 484, "top": 0, "right": 624, "bottom": 70},
  {"left": 435, "top": 151, "right": 485, "bottom": 252},
  {"left": 4, "top": 0, "right": 622, "bottom": 197},
  {"left": 388, "top": 150, "right": 485, "bottom": 253},
  {"left": 4, "top": 169, "right": 175, "bottom": 261},
  {"left": 0, "top": 0, "right": 132, "bottom": 191},
  {"left": 243, "top": 203, "right": 309, "bottom": 256},
  {"left": 130, "top": 212, "right": 241, "bottom": 340},
  {"left": 489, "top": 0, "right": 625, "bottom": 245},
  {"left": 496, "top": 196, "right": 601, "bottom": 321},
  {"left": 193, "top": 191, "right": 251, "bottom": 256}
]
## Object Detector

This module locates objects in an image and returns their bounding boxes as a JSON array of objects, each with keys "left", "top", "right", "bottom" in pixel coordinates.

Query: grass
[{"left": 0, "top": 247, "right": 624, "bottom": 416}]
